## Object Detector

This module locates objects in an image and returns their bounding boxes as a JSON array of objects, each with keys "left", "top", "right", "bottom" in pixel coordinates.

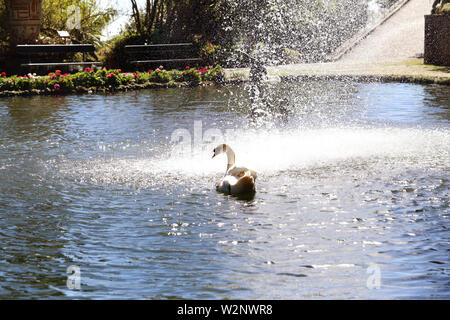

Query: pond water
[{"left": 0, "top": 81, "right": 448, "bottom": 299}]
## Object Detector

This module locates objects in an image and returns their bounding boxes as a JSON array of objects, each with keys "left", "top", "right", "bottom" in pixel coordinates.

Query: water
[{"left": 0, "top": 81, "right": 449, "bottom": 299}]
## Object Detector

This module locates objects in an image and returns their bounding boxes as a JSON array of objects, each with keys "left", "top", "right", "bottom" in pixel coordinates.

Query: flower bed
[{"left": 0, "top": 65, "right": 226, "bottom": 97}]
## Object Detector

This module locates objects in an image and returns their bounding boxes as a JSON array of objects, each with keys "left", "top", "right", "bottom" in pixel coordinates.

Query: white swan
[{"left": 212, "top": 144, "right": 257, "bottom": 195}]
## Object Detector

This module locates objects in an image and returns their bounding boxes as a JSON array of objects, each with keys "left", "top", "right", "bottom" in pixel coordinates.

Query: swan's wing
[
  {"left": 249, "top": 169, "right": 257, "bottom": 180},
  {"left": 231, "top": 175, "right": 255, "bottom": 194},
  {"left": 216, "top": 175, "right": 238, "bottom": 193},
  {"left": 227, "top": 166, "right": 257, "bottom": 180},
  {"left": 217, "top": 174, "right": 255, "bottom": 194}
]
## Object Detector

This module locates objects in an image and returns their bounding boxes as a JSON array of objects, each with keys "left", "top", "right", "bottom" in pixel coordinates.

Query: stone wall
[
  {"left": 8, "top": 0, "right": 42, "bottom": 44},
  {"left": 424, "top": 14, "right": 450, "bottom": 66}
]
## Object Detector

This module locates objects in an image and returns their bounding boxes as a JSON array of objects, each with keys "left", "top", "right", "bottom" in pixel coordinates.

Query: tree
[
  {"left": 127, "top": 0, "right": 224, "bottom": 43},
  {"left": 432, "top": 0, "right": 450, "bottom": 14},
  {"left": 40, "top": 0, "right": 117, "bottom": 47}
]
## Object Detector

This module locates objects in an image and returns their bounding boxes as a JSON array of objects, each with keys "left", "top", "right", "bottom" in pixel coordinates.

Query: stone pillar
[
  {"left": 7, "top": 0, "right": 42, "bottom": 45},
  {"left": 424, "top": 14, "right": 450, "bottom": 66}
]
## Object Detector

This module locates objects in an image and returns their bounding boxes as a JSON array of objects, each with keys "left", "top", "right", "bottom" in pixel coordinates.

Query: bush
[
  {"left": 0, "top": 65, "right": 226, "bottom": 95},
  {"left": 70, "top": 68, "right": 105, "bottom": 87},
  {"left": 103, "top": 32, "right": 154, "bottom": 70},
  {"left": 148, "top": 67, "right": 172, "bottom": 83},
  {"left": 181, "top": 67, "right": 202, "bottom": 85}
]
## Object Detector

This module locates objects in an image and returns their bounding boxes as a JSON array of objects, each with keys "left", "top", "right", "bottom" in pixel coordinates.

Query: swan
[{"left": 212, "top": 144, "right": 257, "bottom": 195}]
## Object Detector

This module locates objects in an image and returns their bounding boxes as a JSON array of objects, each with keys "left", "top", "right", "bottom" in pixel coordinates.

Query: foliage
[
  {"left": 432, "top": 0, "right": 450, "bottom": 14},
  {"left": 0, "top": 0, "right": 8, "bottom": 61},
  {"left": 105, "top": 1, "right": 228, "bottom": 69},
  {"left": 102, "top": 31, "right": 153, "bottom": 69},
  {"left": 128, "top": 0, "right": 225, "bottom": 44},
  {"left": 0, "top": 1, "right": 6, "bottom": 39},
  {"left": 40, "top": 0, "right": 117, "bottom": 47},
  {"left": 0, "top": 65, "right": 225, "bottom": 94}
]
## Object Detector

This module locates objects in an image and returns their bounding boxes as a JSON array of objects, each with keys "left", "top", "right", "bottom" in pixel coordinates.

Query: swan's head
[{"left": 212, "top": 143, "right": 228, "bottom": 159}]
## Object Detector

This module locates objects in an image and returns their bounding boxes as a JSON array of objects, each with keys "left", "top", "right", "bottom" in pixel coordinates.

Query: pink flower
[
  {"left": 159, "top": 65, "right": 163, "bottom": 69},
  {"left": 54, "top": 83, "right": 60, "bottom": 91},
  {"left": 148, "top": 69, "right": 152, "bottom": 74},
  {"left": 185, "top": 66, "right": 190, "bottom": 70}
]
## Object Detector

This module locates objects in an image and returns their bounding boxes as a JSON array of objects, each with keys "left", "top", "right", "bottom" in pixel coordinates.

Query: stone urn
[
  {"left": 424, "top": 14, "right": 450, "bottom": 66},
  {"left": 7, "top": 0, "right": 42, "bottom": 44}
]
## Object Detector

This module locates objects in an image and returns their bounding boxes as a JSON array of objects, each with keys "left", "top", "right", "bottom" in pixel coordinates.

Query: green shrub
[
  {"left": 201, "top": 65, "right": 226, "bottom": 82},
  {"left": 169, "top": 70, "right": 184, "bottom": 82},
  {"left": 0, "top": 65, "right": 225, "bottom": 94},
  {"left": 181, "top": 67, "right": 202, "bottom": 85},
  {"left": 71, "top": 68, "right": 105, "bottom": 87},
  {"left": 148, "top": 68, "right": 171, "bottom": 83}
]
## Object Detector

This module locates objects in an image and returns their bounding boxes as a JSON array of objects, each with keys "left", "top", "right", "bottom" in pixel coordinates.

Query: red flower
[
  {"left": 55, "top": 70, "right": 62, "bottom": 74},
  {"left": 1, "top": 72, "right": 6, "bottom": 77},
  {"left": 148, "top": 69, "right": 152, "bottom": 74}
]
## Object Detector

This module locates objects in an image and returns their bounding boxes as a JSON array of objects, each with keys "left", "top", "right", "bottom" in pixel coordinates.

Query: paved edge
[
  {"left": 224, "top": 74, "right": 450, "bottom": 86},
  {"left": 224, "top": 59, "right": 450, "bottom": 86}
]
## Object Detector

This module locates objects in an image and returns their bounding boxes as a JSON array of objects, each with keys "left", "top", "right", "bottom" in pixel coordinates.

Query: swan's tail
[{"left": 232, "top": 175, "right": 255, "bottom": 194}]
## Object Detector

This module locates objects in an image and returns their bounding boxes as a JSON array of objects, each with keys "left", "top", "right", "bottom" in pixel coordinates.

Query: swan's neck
[{"left": 225, "top": 147, "right": 235, "bottom": 172}]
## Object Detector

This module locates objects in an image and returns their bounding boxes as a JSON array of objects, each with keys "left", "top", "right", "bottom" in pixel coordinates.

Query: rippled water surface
[{"left": 0, "top": 81, "right": 448, "bottom": 299}]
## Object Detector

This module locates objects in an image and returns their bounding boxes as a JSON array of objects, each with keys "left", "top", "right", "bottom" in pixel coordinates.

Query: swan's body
[{"left": 212, "top": 144, "right": 257, "bottom": 195}]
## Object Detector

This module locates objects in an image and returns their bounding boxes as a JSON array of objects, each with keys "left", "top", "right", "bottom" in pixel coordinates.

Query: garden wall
[{"left": 424, "top": 14, "right": 450, "bottom": 66}]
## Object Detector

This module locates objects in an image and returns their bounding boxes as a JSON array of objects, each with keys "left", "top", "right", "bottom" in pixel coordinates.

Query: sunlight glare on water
[{"left": 64, "top": 125, "right": 450, "bottom": 189}]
